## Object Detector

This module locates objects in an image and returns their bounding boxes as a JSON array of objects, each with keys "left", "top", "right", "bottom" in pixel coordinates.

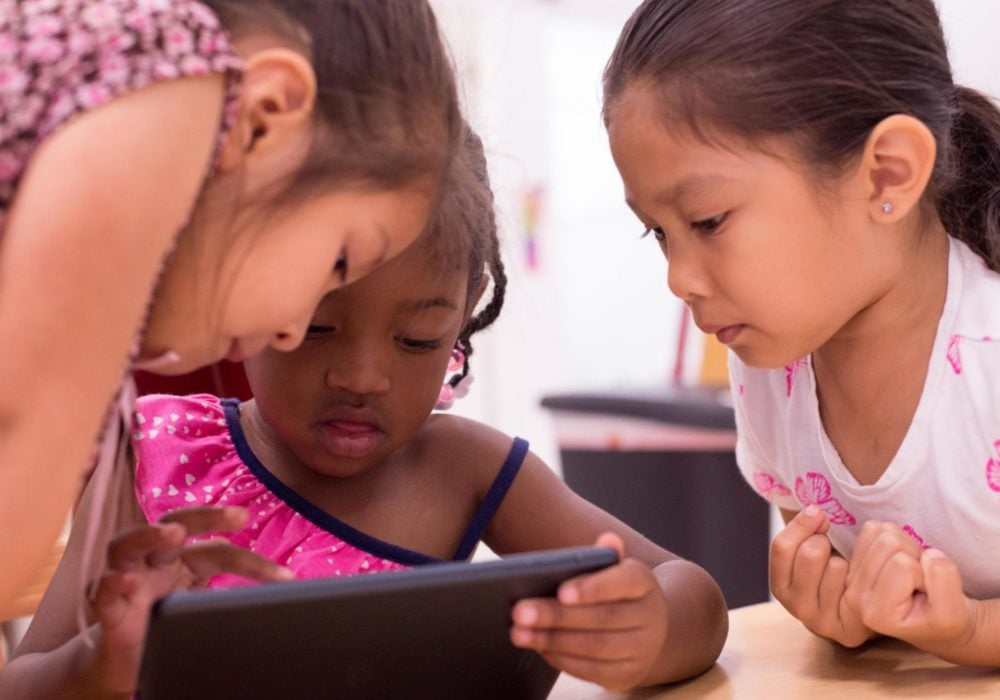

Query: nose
[
  {"left": 666, "top": 240, "right": 711, "bottom": 303},
  {"left": 324, "top": 342, "right": 392, "bottom": 397},
  {"left": 269, "top": 317, "right": 311, "bottom": 353}
]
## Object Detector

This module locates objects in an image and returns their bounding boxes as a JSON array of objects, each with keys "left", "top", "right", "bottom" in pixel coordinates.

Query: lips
[
  {"left": 715, "top": 325, "right": 744, "bottom": 345},
  {"left": 315, "top": 407, "right": 386, "bottom": 459},
  {"left": 695, "top": 320, "right": 745, "bottom": 345}
]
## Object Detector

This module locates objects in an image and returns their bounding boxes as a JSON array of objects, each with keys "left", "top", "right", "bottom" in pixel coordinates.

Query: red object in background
[{"left": 134, "top": 361, "right": 253, "bottom": 400}]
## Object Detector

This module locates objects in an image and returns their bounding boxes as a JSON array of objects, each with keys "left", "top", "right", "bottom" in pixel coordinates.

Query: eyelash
[
  {"left": 307, "top": 326, "right": 442, "bottom": 354},
  {"left": 306, "top": 324, "right": 335, "bottom": 338},
  {"left": 641, "top": 213, "right": 728, "bottom": 242},
  {"left": 691, "top": 213, "right": 728, "bottom": 233},
  {"left": 397, "top": 337, "right": 442, "bottom": 353}
]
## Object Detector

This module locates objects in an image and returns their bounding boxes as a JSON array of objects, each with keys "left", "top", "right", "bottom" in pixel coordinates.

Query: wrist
[
  {"left": 72, "top": 628, "right": 133, "bottom": 699},
  {"left": 918, "top": 598, "right": 998, "bottom": 666}
]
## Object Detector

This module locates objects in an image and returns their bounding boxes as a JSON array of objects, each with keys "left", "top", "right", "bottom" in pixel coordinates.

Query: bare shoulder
[{"left": 412, "top": 415, "right": 522, "bottom": 490}]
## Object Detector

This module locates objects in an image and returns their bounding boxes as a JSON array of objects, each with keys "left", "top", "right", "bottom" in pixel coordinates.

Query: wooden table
[{"left": 550, "top": 601, "right": 1000, "bottom": 698}]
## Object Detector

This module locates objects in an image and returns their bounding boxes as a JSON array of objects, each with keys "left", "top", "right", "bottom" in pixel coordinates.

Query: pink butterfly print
[
  {"left": 794, "top": 472, "right": 857, "bottom": 525},
  {"left": 902, "top": 524, "right": 930, "bottom": 550},
  {"left": 752, "top": 471, "right": 791, "bottom": 501},
  {"left": 946, "top": 334, "right": 963, "bottom": 375},
  {"left": 987, "top": 440, "right": 1000, "bottom": 495},
  {"left": 785, "top": 358, "right": 807, "bottom": 397}
]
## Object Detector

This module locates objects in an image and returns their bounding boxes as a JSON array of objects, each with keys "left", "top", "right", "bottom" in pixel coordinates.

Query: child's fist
[{"left": 770, "top": 506, "right": 872, "bottom": 647}]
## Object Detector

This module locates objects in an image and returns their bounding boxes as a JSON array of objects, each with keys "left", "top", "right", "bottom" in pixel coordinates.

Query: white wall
[
  {"left": 430, "top": 0, "right": 1000, "bottom": 473},
  {"left": 939, "top": 0, "right": 1000, "bottom": 100}
]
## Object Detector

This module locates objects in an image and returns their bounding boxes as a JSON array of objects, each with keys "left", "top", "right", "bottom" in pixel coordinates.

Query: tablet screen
[{"left": 138, "top": 545, "right": 618, "bottom": 699}]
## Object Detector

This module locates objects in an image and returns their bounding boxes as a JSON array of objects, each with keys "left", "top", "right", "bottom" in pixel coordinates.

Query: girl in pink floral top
[{"left": 0, "top": 0, "right": 461, "bottom": 617}]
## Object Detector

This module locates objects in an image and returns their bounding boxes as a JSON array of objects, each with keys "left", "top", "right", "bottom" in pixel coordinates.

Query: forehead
[{"left": 609, "top": 89, "right": 800, "bottom": 211}]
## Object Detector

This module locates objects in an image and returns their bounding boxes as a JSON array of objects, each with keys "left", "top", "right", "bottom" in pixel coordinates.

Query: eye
[
  {"left": 691, "top": 213, "right": 728, "bottom": 233},
  {"left": 333, "top": 248, "right": 349, "bottom": 284},
  {"left": 397, "top": 337, "right": 442, "bottom": 354},
  {"left": 641, "top": 226, "right": 666, "bottom": 242},
  {"left": 305, "top": 324, "right": 336, "bottom": 339}
]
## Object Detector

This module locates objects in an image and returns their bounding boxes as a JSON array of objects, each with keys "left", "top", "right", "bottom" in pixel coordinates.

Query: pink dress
[{"left": 133, "top": 395, "right": 529, "bottom": 587}]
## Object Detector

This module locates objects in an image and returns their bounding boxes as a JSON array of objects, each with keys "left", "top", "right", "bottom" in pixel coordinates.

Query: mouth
[
  {"left": 315, "top": 408, "right": 386, "bottom": 459},
  {"left": 697, "top": 322, "right": 745, "bottom": 346}
]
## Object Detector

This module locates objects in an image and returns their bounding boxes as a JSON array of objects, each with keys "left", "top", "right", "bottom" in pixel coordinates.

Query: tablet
[{"left": 138, "top": 545, "right": 618, "bottom": 699}]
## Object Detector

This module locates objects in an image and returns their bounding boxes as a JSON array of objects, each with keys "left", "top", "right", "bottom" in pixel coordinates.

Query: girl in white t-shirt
[{"left": 602, "top": 0, "right": 1000, "bottom": 665}]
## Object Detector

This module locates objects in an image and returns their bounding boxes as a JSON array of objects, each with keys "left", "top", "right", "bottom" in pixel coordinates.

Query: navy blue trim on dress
[
  {"left": 450, "top": 437, "right": 530, "bottom": 560},
  {"left": 221, "top": 398, "right": 440, "bottom": 567}
]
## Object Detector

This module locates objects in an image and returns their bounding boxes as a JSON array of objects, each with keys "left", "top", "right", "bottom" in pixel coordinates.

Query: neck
[
  {"left": 238, "top": 399, "right": 302, "bottom": 479},
  {"left": 813, "top": 223, "right": 950, "bottom": 405}
]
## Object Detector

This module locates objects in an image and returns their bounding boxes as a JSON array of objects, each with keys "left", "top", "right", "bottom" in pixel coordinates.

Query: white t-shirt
[{"left": 730, "top": 237, "right": 1000, "bottom": 599}]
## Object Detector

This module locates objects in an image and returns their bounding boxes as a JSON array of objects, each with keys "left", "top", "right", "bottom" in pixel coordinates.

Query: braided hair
[{"left": 421, "top": 127, "right": 507, "bottom": 388}]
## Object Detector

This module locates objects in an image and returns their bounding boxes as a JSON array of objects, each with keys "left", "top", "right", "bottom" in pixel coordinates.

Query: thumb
[
  {"left": 595, "top": 532, "right": 626, "bottom": 561},
  {"left": 792, "top": 505, "right": 831, "bottom": 536},
  {"left": 921, "top": 548, "right": 967, "bottom": 624}
]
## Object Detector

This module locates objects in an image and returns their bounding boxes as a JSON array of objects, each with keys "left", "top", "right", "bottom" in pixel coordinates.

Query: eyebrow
[
  {"left": 626, "top": 174, "right": 734, "bottom": 212},
  {"left": 400, "top": 297, "right": 459, "bottom": 313}
]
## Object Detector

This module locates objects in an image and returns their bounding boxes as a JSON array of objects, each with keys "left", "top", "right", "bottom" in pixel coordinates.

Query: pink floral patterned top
[{"left": 0, "top": 0, "right": 243, "bottom": 232}]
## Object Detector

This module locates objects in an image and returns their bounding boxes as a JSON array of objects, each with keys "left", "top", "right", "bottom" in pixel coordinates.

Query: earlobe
[{"left": 861, "top": 114, "right": 937, "bottom": 222}]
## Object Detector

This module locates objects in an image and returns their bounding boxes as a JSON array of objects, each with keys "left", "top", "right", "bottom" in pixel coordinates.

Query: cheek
[{"left": 395, "top": 356, "right": 450, "bottom": 406}]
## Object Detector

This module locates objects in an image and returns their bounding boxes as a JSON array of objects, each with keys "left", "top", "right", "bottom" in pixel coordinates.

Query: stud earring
[{"left": 881, "top": 201, "right": 895, "bottom": 215}]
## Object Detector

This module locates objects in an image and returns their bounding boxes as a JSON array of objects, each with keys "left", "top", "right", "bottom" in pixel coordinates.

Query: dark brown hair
[
  {"left": 420, "top": 128, "right": 506, "bottom": 387},
  {"left": 603, "top": 0, "right": 1000, "bottom": 271},
  {"left": 205, "top": 0, "right": 463, "bottom": 197}
]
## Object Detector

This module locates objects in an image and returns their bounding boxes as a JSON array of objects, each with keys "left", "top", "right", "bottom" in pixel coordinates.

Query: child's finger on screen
[
  {"left": 159, "top": 505, "right": 249, "bottom": 535},
  {"left": 557, "top": 558, "right": 654, "bottom": 606},
  {"left": 180, "top": 540, "right": 294, "bottom": 582},
  {"left": 106, "top": 523, "right": 186, "bottom": 571}
]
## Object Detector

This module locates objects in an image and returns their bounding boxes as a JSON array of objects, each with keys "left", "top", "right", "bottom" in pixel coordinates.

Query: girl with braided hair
[{"left": 7, "top": 130, "right": 726, "bottom": 694}]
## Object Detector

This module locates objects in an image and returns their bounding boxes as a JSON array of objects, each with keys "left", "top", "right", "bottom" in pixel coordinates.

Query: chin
[{"left": 730, "top": 344, "right": 807, "bottom": 371}]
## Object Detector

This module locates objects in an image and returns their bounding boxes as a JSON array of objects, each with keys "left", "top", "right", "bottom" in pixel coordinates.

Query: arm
[
  {"left": 1, "top": 456, "right": 293, "bottom": 698},
  {"left": 0, "top": 450, "right": 149, "bottom": 699},
  {"left": 0, "top": 75, "right": 227, "bottom": 608},
  {"left": 476, "top": 430, "right": 727, "bottom": 689}
]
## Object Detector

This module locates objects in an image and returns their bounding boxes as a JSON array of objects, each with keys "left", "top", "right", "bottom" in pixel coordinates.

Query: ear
[
  {"left": 858, "top": 114, "right": 937, "bottom": 223},
  {"left": 217, "top": 48, "right": 317, "bottom": 178}
]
